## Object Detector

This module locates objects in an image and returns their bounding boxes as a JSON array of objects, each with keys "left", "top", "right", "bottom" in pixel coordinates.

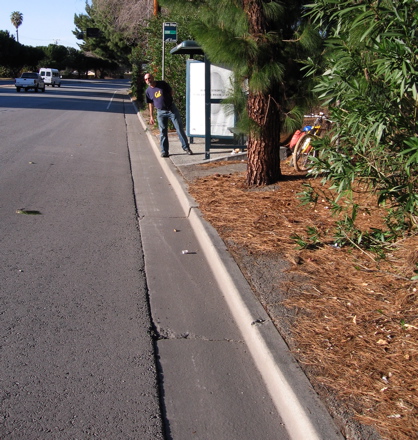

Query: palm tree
[{"left": 10, "top": 11, "right": 23, "bottom": 43}]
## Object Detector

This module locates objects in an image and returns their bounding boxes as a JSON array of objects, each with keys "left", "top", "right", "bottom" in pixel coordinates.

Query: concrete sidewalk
[
  {"left": 149, "top": 129, "right": 247, "bottom": 166},
  {"left": 133, "top": 109, "right": 344, "bottom": 440}
]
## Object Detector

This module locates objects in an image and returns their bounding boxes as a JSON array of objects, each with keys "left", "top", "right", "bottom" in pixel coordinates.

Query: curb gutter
[{"left": 133, "top": 104, "right": 344, "bottom": 440}]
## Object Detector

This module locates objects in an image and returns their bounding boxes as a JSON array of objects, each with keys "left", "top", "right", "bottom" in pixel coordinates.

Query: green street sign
[{"left": 163, "top": 22, "right": 177, "bottom": 43}]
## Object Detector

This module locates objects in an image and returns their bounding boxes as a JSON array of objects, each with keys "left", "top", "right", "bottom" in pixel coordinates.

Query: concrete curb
[{"left": 133, "top": 103, "right": 343, "bottom": 440}]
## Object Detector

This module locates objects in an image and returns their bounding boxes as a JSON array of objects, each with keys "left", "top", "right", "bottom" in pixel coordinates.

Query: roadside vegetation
[{"left": 305, "top": 0, "right": 417, "bottom": 249}]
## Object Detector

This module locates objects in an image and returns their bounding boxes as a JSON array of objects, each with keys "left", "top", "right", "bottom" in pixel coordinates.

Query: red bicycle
[{"left": 290, "top": 113, "right": 332, "bottom": 172}]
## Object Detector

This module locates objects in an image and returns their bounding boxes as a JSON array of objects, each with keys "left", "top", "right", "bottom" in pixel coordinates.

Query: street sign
[
  {"left": 163, "top": 22, "right": 177, "bottom": 43},
  {"left": 162, "top": 22, "right": 178, "bottom": 79}
]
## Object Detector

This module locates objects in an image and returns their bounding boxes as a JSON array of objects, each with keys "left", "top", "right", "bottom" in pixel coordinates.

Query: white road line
[{"left": 107, "top": 91, "right": 117, "bottom": 110}]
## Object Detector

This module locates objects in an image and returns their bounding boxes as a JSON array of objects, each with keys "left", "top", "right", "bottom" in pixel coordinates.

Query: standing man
[{"left": 144, "top": 73, "right": 193, "bottom": 157}]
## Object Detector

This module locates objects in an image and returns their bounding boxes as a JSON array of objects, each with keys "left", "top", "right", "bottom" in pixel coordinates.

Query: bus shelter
[{"left": 170, "top": 40, "right": 245, "bottom": 159}]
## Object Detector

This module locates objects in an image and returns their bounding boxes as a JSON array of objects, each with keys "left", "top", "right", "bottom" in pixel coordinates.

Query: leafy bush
[{"left": 304, "top": 0, "right": 418, "bottom": 244}]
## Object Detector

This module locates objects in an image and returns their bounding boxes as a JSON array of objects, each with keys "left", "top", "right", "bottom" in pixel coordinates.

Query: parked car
[
  {"left": 39, "top": 67, "right": 62, "bottom": 87},
  {"left": 15, "top": 72, "right": 45, "bottom": 93}
]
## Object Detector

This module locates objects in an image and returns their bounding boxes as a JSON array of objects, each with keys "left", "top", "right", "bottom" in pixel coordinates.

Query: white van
[{"left": 39, "top": 68, "right": 62, "bottom": 87}]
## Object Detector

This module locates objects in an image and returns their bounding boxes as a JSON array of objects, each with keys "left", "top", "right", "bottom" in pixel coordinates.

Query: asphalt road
[
  {"left": 0, "top": 80, "right": 163, "bottom": 439},
  {"left": 0, "top": 79, "right": 343, "bottom": 440}
]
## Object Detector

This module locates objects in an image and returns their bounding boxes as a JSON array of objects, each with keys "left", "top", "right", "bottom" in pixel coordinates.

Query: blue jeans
[{"left": 156, "top": 104, "right": 189, "bottom": 154}]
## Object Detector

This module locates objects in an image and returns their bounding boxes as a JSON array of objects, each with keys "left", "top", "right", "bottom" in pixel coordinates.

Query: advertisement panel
[{"left": 186, "top": 60, "right": 234, "bottom": 138}]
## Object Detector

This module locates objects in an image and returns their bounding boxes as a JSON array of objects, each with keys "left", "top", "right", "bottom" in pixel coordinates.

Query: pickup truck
[{"left": 15, "top": 72, "right": 46, "bottom": 93}]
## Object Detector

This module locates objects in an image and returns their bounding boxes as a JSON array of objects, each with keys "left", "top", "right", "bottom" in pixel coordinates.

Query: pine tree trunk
[
  {"left": 246, "top": 91, "right": 281, "bottom": 186},
  {"left": 153, "top": 0, "right": 159, "bottom": 16},
  {"left": 243, "top": 0, "right": 282, "bottom": 186}
]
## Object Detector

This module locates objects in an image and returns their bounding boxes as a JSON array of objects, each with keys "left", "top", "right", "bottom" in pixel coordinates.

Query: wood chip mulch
[{"left": 188, "top": 161, "right": 418, "bottom": 440}]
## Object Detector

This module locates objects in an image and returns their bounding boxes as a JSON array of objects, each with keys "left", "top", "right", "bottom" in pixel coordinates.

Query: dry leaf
[{"left": 376, "top": 339, "right": 388, "bottom": 345}]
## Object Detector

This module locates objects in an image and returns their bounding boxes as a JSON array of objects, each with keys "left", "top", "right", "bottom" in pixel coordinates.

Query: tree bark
[
  {"left": 243, "top": 0, "right": 282, "bottom": 186},
  {"left": 246, "top": 91, "right": 281, "bottom": 186}
]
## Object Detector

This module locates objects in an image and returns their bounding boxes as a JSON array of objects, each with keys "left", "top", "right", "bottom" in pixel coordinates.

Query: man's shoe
[
  {"left": 185, "top": 147, "right": 193, "bottom": 155},
  {"left": 161, "top": 152, "right": 169, "bottom": 157}
]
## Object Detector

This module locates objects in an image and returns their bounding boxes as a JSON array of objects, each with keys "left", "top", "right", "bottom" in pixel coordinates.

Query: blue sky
[{"left": 0, "top": 0, "right": 88, "bottom": 49}]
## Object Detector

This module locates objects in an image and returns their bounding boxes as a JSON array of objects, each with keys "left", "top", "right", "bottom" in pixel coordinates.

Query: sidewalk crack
[{"left": 153, "top": 327, "right": 243, "bottom": 343}]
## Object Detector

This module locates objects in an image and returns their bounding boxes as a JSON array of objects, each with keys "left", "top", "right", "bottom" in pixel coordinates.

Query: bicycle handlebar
[
  {"left": 304, "top": 114, "right": 327, "bottom": 118},
  {"left": 303, "top": 114, "right": 333, "bottom": 123}
]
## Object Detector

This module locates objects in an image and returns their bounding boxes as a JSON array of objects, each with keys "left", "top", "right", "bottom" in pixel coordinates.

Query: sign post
[{"left": 162, "top": 22, "right": 177, "bottom": 80}]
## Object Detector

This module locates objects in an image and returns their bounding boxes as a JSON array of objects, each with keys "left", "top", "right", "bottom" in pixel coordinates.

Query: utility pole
[{"left": 154, "top": 0, "right": 159, "bottom": 16}]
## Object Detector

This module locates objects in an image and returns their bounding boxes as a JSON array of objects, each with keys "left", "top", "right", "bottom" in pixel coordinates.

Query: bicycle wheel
[{"left": 293, "top": 134, "right": 317, "bottom": 171}]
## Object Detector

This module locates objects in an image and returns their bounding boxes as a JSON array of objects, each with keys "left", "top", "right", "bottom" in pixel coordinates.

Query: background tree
[
  {"left": 39, "top": 44, "right": 69, "bottom": 70},
  {"left": 10, "top": 11, "right": 23, "bottom": 43},
  {"left": 64, "top": 47, "right": 91, "bottom": 77},
  {"left": 0, "top": 30, "right": 97, "bottom": 78},
  {"left": 89, "top": 0, "right": 161, "bottom": 92},
  {"left": 74, "top": 2, "right": 131, "bottom": 70},
  {"left": 0, "top": 31, "right": 45, "bottom": 76},
  {"left": 306, "top": 0, "right": 418, "bottom": 236},
  {"left": 0, "top": 30, "right": 24, "bottom": 76},
  {"left": 21, "top": 45, "right": 46, "bottom": 72},
  {"left": 92, "top": 0, "right": 155, "bottom": 43},
  {"left": 82, "top": 0, "right": 193, "bottom": 99}
]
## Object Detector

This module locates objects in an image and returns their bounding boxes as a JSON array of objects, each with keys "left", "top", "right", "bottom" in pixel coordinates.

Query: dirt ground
[{"left": 179, "top": 158, "right": 417, "bottom": 440}]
